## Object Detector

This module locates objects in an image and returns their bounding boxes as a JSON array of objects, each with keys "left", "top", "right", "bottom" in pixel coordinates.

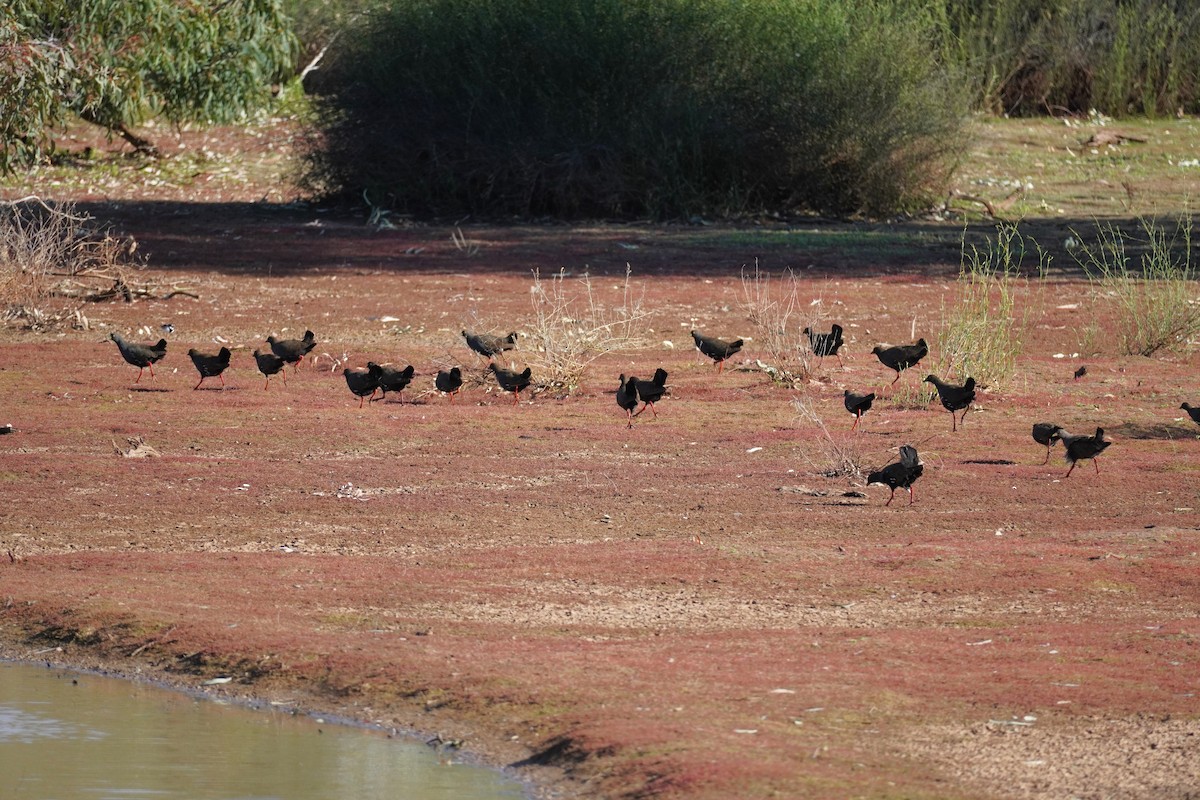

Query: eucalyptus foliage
[{"left": 0, "top": 0, "right": 296, "bottom": 170}]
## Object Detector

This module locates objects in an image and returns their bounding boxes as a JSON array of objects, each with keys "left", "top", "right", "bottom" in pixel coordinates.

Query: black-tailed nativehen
[
  {"left": 343, "top": 364, "right": 382, "bottom": 408},
  {"left": 868, "top": 445, "right": 923, "bottom": 506},
  {"left": 267, "top": 330, "right": 316, "bottom": 371},
  {"left": 632, "top": 368, "right": 668, "bottom": 417},
  {"left": 924, "top": 374, "right": 976, "bottom": 431},
  {"left": 691, "top": 330, "right": 743, "bottom": 374},
  {"left": 844, "top": 389, "right": 875, "bottom": 431},
  {"left": 463, "top": 330, "right": 517, "bottom": 361},
  {"left": 487, "top": 363, "right": 532, "bottom": 405},
  {"left": 435, "top": 367, "right": 463, "bottom": 401},
  {"left": 1031, "top": 422, "right": 1066, "bottom": 465},
  {"left": 188, "top": 346, "right": 232, "bottom": 390},
  {"left": 804, "top": 324, "right": 845, "bottom": 366},
  {"left": 370, "top": 362, "right": 415, "bottom": 402},
  {"left": 253, "top": 349, "right": 287, "bottom": 390},
  {"left": 1061, "top": 427, "right": 1111, "bottom": 478},
  {"left": 110, "top": 332, "right": 167, "bottom": 383},
  {"left": 616, "top": 374, "right": 640, "bottom": 428},
  {"left": 872, "top": 339, "right": 927, "bottom": 385}
]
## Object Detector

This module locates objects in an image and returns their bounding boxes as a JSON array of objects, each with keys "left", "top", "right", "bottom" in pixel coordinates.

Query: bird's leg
[
  {"left": 717, "top": 360, "right": 725, "bottom": 374},
  {"left": 219, "top": 373, "right": 226, "bottom": 388},
  {"left": 147, "top": 363, "right": 156, "bottom": 378},
  {"left": 512, "top": 389, "right": 520, "bottom": 405},
  {"left": 194, "top": 376, "right": 204, "bottom": 390},
  {"left": 951, "top": 412, "right": 957, "bottom": 433},
  {"left": 263, "top": 377, "right": 270, "bottom": 391},
  {"left": 135, "top": 367, "right": 144, "bottom": 384},
  {"left": 890, "top": 372, "right": 900, "bottom": 386},
  {"left": 909, "top": 485, "right": 915, "bottom": 505},
  {"left": 885, "top": 488, "right": 895, "bottom": 506},
  {"left": 1041, "top": 445, "right": 1050, "bottom": 465},
  {"left": 647, "top": 401, "right": 657, "bottom": 418},
  {"left": 358, "top": 395, "right": 366, "bottom": 409},
  {"left": 1093, "top": 458, "right": 1100, "bottom": 474},
  {"left": 835, "top": 354, "right": 844, "bottom": 368},
  {"left": 626, "top": 409, "right": 633, "bottom": 429},
  {"left": 851, "top": 413, "right": 860, "bottom": 431},
  {"left": 1064, "top": 462, "right": 1076, "bottom": 478}
]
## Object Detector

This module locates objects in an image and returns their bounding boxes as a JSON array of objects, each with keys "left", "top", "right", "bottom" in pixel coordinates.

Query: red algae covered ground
[{"left": 0, "top": 119, "right": 1198, "bottom": 799}]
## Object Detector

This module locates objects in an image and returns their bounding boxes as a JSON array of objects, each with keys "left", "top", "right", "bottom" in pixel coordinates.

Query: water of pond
[{"left": 0, "top": 661, "right": 527, "bottom": 800}]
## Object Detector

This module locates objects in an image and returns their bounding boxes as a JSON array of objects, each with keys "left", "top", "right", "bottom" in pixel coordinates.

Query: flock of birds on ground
[{"left": 103, "top": 315, "right": 1192, "bottom": 508}]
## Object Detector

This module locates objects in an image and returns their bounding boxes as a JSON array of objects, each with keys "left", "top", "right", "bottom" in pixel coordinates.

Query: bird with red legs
[
  {"left": 1061, "top": 427, "right": 1111, "bottom": 478},
  {"left": 804, "top": 324, "right": 845, "bottom": 367},
  {"left": 253, "top": 349, "right": 287, "bottom": 390},
  {"left": 343, "top": 363, "right": 382, "bottom": 408},
  {"left": 691, "top": 330, "right": 743, "bottom": 374},
  {"left": 371, "top": 362, "right": 415, "bottom": 402},
  {"left": 188, "top": 347, "right": 232, "bottom": 390},
  {"left": 616, "top": 374, "right": 640, "bottom": 428},
  {"left": 872, "top": 339, "right": 927, "bottom": 386},
  {"left": 110, "top": 332, "right": 167, "bottom": 384},
  {"left": 1032, "top": 422, "right": 1065, "bottom": 464},
  {"left": 631, "top": 368, "right": 668, "bottom": 418},
  {"left": 436, "top": 367, "right": 463, "bottom": 401},
  {"left": 267, "top": 330, "right": 316, "bottom": 372},
  {"left": 868, "top": 445, "right": 923, "bottom": 506},
  {"left": 844, "top": 389, "right": 874, "bottom": 431},
  {"left": 487, "top": 363, "right": 532, "bottom": 405},
  {"left": 924, "top": 374, "right": 976, "bottom": 431}
]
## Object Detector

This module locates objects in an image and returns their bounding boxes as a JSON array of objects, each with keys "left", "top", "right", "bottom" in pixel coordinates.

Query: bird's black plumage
[
  {"left": 463, "top": 330, "right": 517, "bottom": 360},
  {"left": 188, "top": 346, "right": 232, "bottom": 390},
  {"left": 436, "top": 367, "right": 463, "bottom": 401},
  {"left": 370, "top": 362, "right": 415, "bottom": 402},
  {"left": 867, "top": 445, "right": 923, "bottom": 506},
  {"left": 267, "top": 330, "right": 316, "bottom": 370},
  {"left": 616, "top": 374, "right": 640, "bottom": 428},
  {"left": 1061, "top": 427, "right": 1111, "bottom": 477},
  {"left": 844, "top": 389, "right": 875, "bottom": 430},
  {"left": 804, "top": 324, "right": 845, "bottom": 366},
  {"left": 1032, "top": 422, "right": 1066, "bottom": 464},
  {"left": 487, "top": 363, "right": 532, "bottom": 404},
  {"left": 343, "top": 363, "right": 382, "bottom": 408},
  {"left": 1181, "top": 403, "right": 1200, "bottom": 426},
  {"left": 691, "top": 330, "right": 743, "bottom": 373},
  {"left": 253, "top": 349, "right": 287, "bottom": 390},
  {"left": 924, "top": 374, "right": 976, "bottom": 431},
  {"left": 631, "top": 368, "right": 668, "bottom": 417},
  {"left": 872, "top": 339, "right": 927, "bottom": 384},
  {"left": 110, "top": 333, "right": 168, "bottom": 383},
  {"left": 1074, "top": 365, "right": 1088, "bottom": 380}
]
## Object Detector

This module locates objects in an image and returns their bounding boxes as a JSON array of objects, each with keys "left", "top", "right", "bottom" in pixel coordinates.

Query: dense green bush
[
  {"left": 302, "top": 0, "right": 966, "bottom": 219},
  {"left": 928, "top": 0, "right": 1200, "bottom": 117}
]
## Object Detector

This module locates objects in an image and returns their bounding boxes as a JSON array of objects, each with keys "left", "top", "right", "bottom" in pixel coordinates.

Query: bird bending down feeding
[
  {"left": 872, "top": 339, "right": 927, "bottom": 385},
  {"left": 616, "top": 374, "right": 640, "bottom": 428},
  {"left": 804, "top": 324, "right": 845, "bottom": 367},
  {"left": 487, "top": 363, "right": 532, "bottom": 405},
  {"left": 188, "top": 346, "right": 232, "bottom": 390},
  {"left": 843, "top": 389, "right": 875, "bottom": 431},
  {"left": 463, "top": 330, "right": 517, "bottom": 361},
  {"left": 1060, "top": 427, "right": 1111, "bottom": 478},
  {"left": 370, "top": 362, "right": 415, "bottom": 402},
  {"left": 109, "top": 332, "right": 168, "bottom": 383},
  {"left": 868, "top": 445, "right": 923, "bottom": 506},
  {"left": 435, "top": 367, "right": 463, "bottom": 401},
  {"left": 631, "top": 368, "right": 668, "bottom": 417},
  {"left": 343, "top": 363, "right": 382, "bottom": 408},
  {"left": 924, "top": 374, "right": 976, "bottom": 431},
  {"left": 691, "top": 330, "right": 743, "bottom": 373},
  {"left": 267, "top": 330, "right": 316, "bottom": 371},
  {"left": 253, "top": 349, "right": 287, "bottom": 390},
  {"left": 1031, "top": 422, "right": 1066, "bottom": 465}
]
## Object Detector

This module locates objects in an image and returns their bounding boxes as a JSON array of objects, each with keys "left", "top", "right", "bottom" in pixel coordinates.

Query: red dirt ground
[{"left": 1, "top": 122, "right": 1198, "bottom": 799}]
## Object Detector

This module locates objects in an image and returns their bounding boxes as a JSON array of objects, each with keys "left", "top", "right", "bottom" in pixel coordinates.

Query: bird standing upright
[
  {"left": 188, "top": 346, "right": 232, "bottom": 390},
  {"left": 616, "top": 374, "right": 640, "bottom": 428},
  {"left": 343, "top": 364, "right": 383, "bottom": 408},
  {"left": 691, "top": 330, "right": 743, "bottom": 373},
  {"left": 872, "top": 339, "right": 928, "bottom": 385},
  {"left": 463, "top": 330, "right": 517, "bottom": 361},
  {"left": 435, "top": 367, "right": 463, "bottom": 401},
  {"left": 924, "top": 374, "right": 976, "bottom": 431},
  {"left": 1031, "top": 422, "right": 1066, "bottom": 465},
  {"left": 487, "top": 363, "right": 532, "bottom": 405},
  {"left": 843, "top": 389, "right": 875, "bottom": 431},
  {"left": 253, "top": 349, "right": 287, "bottom": 390},
  {"left": 631, "top": 368, "right": 668, "bottom": 417},
  {"left": 110, "top": 333, "right": 168, "bottom": 383},
  {"left": 370, "top": 362, "right": 415, "bottom": 402},
  {"left": 804, "top": 324, "right": 845, "bottom": 367},
  {"left": 267, "top": 330, "right": 316, "bottom": 371},
  {"left": 1061, "top": 427, "right": 1111, "bottom": 478},
  {"left": 868, "top": 445, "right": 923, "bottom": 506}
]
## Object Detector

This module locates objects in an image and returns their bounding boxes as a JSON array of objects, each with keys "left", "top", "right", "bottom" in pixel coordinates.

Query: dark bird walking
[
  {"left": 267, "top": 330, "right": 316, "bottom": 371},
  {"left": 691, "top": 330, "right": 743, "bottom": 374},
  {"left": 253, "top": 348, "right": 287, "bottom": 390},
  {"left": 924, "top": 374, "right": 976, "bottom": 431},
  {"left": 631, "top": 368, "right": 668, "bottom": 417},
  {"left": 463, "top": 330, "right": 517, "bottom": 361},
  {"left": 435, "top": 367, "right": 463, "bottom": 401},
  {"left": 616, "top": 374, "right": 640, "bottom": 428},
  {"left": 868, "top": 445, "right": 924, "bottom": 506},
  {"left": 1181, "top": 402, "right": 1200, "bottom": 426},
  {"left": 188, "top": 346, "right": 232, "bottom": 390},
  {"left": 804, "top": 324, "right": 845, "bottom": 366},
  {"left": 872, "top": 339, "right": 928, "bottom": 385},
  {"left": 1074, "top": 365, "right": 1088, "bottom": 380},
  {"left": 1061, "top": 427, "right": 1111, "bottom": 478},
  {"left": 110, "top": 332, "right": 167, "bottom": 383},
  {"left": 487, "top": 363, "right": 532, "bottom": 405},
  {"left": 844, "top": 389, "right": 875, "bottom": 431},
  {"left": 1031, "top": 422, "right": 1066, "bottom": 465},
  {"left": 370, "top": 362, "right": 415, "bottom": 402},
  {"left": 343, "top": 363, "right": 383, "bottom": 408}
]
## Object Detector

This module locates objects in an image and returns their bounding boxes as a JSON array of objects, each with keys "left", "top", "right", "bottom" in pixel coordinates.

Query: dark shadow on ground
[{"left": 62, "top": 199, "right": 1171, "bottom": 280}]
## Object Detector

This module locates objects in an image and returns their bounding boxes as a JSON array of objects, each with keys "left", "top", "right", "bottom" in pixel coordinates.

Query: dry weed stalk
[
  {"left": 738, "top": 262, "right": 815, "bottom": 384},
  {"left": 0, "top": 196, "right": 148, "bottom": 330},
  {"left": 791, "top": 396, "right": 863, "bottom": 478},
  {"left": 527, "top": 265, "right": 651, "bottom": 393}
]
